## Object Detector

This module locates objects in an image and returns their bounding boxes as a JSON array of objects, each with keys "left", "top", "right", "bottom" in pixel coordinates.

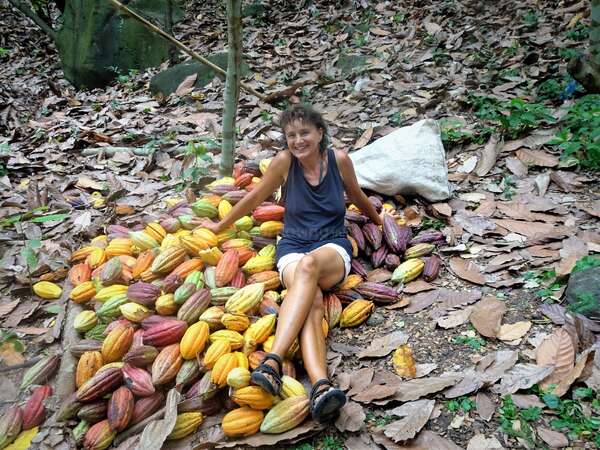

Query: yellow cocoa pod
[
  {"left": 167, "top": 412, "right": 204, "bottom": 440},
  {"left": 70, "top": 281, "right": 97, "bottom": 304},
  {"left": 340, "top": 299, "right": 374, "bottom": 328},
  {"left": 210, "top": 352, "right": 238, "bottom": 387},
  {"left": 259, "top": 221, "right": 284, "bottom": 238},
  {"left": 218, "top": 199, "right": 233, "bottom": 221},
  {"left": 221, "top": 407, "right": 264, "bottom": 437},
  {"left": 221, "top": 313, "right": 251, "bottom": 332},
  {"left": 94, "top": 284, "right": 128, "bottom": 302},
  {"left": 156, "top": 293, "right": 178, "bottom": 316},
  {"left": 225, "top": 283, "right": 265, "bottom": 314},
  {"left": 180, "top": 321, "right": 210, "bottom": 360},
  {"left": 33, "top": 281, "right": 62, "bottom": 299},
  {"left": 227, "top": 367, "right": 251, "bottom": 389},
  {"left": 242, "top": 256, "right": 274, "bottom": 274},
  {"left": 203, "top": 339, "right": 231, "bottom": 369},
  {"left": 246, "top": 314, "right": 276, "bottom": 344},
  {"left": 232, "top": 386, "right": 275, "bottom": 410},
  {"left": 120, "top": 302, "right": 152, "bottom": 322},
  {"left": 280, "top": 375, "right": 306, "bottom": 399},
  {"left": 337, "top": 274, "right": 362, "bottom": 291},
  {"left": 209, "top": 329, "right": 244, "bottom": 350}
]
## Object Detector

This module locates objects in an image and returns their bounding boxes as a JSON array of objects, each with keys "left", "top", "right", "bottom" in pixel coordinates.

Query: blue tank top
[{"left": 275, "top": 148, "right": 353, "bottom": 262}]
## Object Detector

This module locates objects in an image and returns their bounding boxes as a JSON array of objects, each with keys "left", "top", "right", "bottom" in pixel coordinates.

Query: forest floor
[{"left": 0, "top": 0, "right": 599, "bottom": 449}]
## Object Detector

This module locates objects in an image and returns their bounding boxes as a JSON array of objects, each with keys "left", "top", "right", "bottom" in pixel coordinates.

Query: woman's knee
[{"left": 296, "top": 254, "right": 319, "bottom": 279}]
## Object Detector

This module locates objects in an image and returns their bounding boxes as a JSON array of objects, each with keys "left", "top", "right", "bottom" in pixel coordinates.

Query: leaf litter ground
[{"left": 1, "top": 0, "right": 600, "bottom": 449}]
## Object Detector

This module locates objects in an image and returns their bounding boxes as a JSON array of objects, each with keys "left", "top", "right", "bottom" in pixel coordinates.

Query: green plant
[
  {"left": 0, "top": 47, "right": 9, "bottom": 58},
  {"left": 572, "top": 256, "right": 600, "bottom": 273},
  {"left": 522, "top": 10, "right": 539, "bottom": 27},
  {"left": 392, "top": 11, "right": 406, "bottom": 23},
  {"left": 566, "top": 292, "right": 597, "bottom": 315},
  {"left": 365, "top": 411, "right": 394, "bottom": 427},
  {"left": 260, "top": 110, "right": 271, "bottom": 122},
  {"left": 548, "top": 95, "right": 600, "bottom": 170},
  {"left": 178, "top": 140, "right": 215, "bottom": 185},
  {"left": 565, "top": 23, "right": 589, "bottom": 41},
  {"left": 320, "top": 434, "right": 344, "bottom": 450},
  {"left": 439, "top": 119, "right": 473, "bottom": 145},
  {"left": 500, "top": 175, "right": 516, "bottom": 200},
  {"left": 389, "top": 112, "right": 402, "bottom": 126},
  {"left": 452, "top": 335, "right": 486, "bottom": 350},
  {"left": 446, "top": 396, "right": 475, "bottom": 413},
  {"left": 498, "top": 395, "right": 538, "bottom": 447},
  {"left": 353, "top": 32, "right": 368, "bottom": 47},
  {"left": 416, "top": 217, "right": 445, "bottom": 232},
  {"left": 541, "top": 390, "right": 600, "bottom": 443}
]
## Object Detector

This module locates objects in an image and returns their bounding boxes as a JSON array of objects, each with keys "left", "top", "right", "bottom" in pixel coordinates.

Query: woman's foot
[
  {"left": 310, "top": 378, "right": 346, "bottom": 423},
  {"left": 250, "top": 353, "right": 283, "bottom": 396}
]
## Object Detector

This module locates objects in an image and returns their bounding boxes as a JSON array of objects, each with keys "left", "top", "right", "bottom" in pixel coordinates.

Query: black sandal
[
  {"left": 250, "top": 352, "right": 283, "bottom": 396},
  {"left": 310, "top": 378, "right": 347, "bottom": 423}
]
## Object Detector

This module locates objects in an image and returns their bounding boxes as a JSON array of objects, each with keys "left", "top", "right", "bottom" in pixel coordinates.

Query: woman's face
[{"left": 283, "top": 120, "right": 323, "bottom": 160}]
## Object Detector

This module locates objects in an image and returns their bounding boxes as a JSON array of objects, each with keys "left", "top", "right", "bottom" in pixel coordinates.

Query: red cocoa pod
[
  {"left": 384, "top": 253, "right": 401, "bottom": 271},
  {"left": 76, "top": 367, "right": 123, "bottom": 402},
  {"left": 423, "top": 255, "right": 441, "bottom": 281},
  {"left": 234, "top": 172, "right": 253, "bottom": 188},
  {"left": 177, "top": 289, "right": 211, "bottom": 324},
  {"left": 159, "top": 216, "right": 181, "bottom": 233},
  {"left": 334, "top": 289, "right": 362, "bottom": 304},
  {"left": 345, "top": 210, "right": 368, "bottom": 224},
  {"left": 222, "top": 189, "right": 248, "bottom": 205},
  {"left": 166, "top": 200, "right": 189, "bottom": 216},
  {"left": 382, "top": 214, "right": 403, "bottom": 253},
  {"left": 0, "top": 405, "right": 23, "bottom": 448},
  {"left": 131, "top": 328, "right": 145, "bottom": 350},
  {"left": 363, "top": 223, "right": 382, "bottom": 250},
  {"left": 127, "top": 282, "right": 161, "bottom": 307},
  {"left": 130, "top": 392, "right": 165, "bottom": 425},
  {"left": 143, "top": 320, "right": 188, "bottom": 347},
  {"left": 259, "top": 297, "right": 279, "bottom": 316},
  {"left": 151, "top": 343, "right": 183, "bottom": 386},
  {"left": 371, "top": 244, "right": 388, "bottom": 268},
  {"left": 216, "top": 250, "right": 240, "bottom": 287},
  {"left": 162, "top": 273, "right": 183, "bottom": 293},
  {"left": 102, "top": 318, "right": 133, "bottom": 337},
  {"left": 251, "top": 236, "right": 277, "bottom": 250},
  {"left": 230, "top": 270, "right": 246, "bottom": 289},
  {"left": 355, "top": 281, "right": 399, "bottom": 304},
  {"left": 248, "top": 351, "right": 266, "bottom": 370},
  {"left": 123, "top": 345, "right": 158, "bottom": 367},
  {"left": 350, "top": 259, "right": 368, "bottom": 278},
  {"left": 21, "top": 384, "right": 52, "bottom": 430},
  {"left": 141, "top": 314, "right": 179, "bottom": 330},
  {"left": 178, "top": 389, "right": 222, "bottom": 415},
  {"left": 77, "top": 401, "right": 108, "bottom": 424},
  {"left": 107, "top": 386, "right": 134, "bottom": 432},
  {"left": 368, "top": 195, "right": 382, "bottom": 212},
  {"left": 347, "top": 223, "right": 366, "bottom": 252},
  {"left": 83, "top": 419, "right": 115, "bottom": 450},
  {"left": 209, "top": 184, "right": 239, "bottom": 195},
  {"left": 106, "top": 224, "right": 131, "bottom": 239},
  {"left": 123, "top": 364, "right": 155, "bottom": 397},
  {"left": 409, "top": 230, "right": 444, "bottom": 245},
  {"left": 323, "top": 293, "right": 342, "bottom": 328},
  {"left": 100, "top": 257, "right": 122, "bottom": 285}
]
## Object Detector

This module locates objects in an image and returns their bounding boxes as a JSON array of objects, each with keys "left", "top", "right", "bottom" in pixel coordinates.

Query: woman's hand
[
  {"left": 198, "top": 218, "right": 222, "bottom": 235},
  {"left": 379, "top": 209, "right": 401, "bottom": 225}
]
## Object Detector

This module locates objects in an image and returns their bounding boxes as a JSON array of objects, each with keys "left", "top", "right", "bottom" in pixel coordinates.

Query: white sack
[{"left": 349, "top": 119, "right": 450, "bottom": 201}]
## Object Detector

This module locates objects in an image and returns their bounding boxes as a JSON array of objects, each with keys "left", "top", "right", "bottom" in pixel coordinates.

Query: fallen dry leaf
[
  {"left": 497, "top": 321, "right": 531, "bottom": 341},
  {"left": 393, "top": 345, "right": 417, "bottom": 378},
  {"left": 505, "top": 157, "right": 528, "bottom": 177},
  {"left": 135, "top": 388, "right": 181, "bottom": 450},
  {"left": 491, "top": 363, "right": 555, "bottom": 395},
  {"left": 516, "top": 148, "right": 558, "bottom": 167},
  {"left": 470, "top": 296, "right": 507, "bottom": 337},
  {"left": 466, "top": 434, "right": 504, "bottom": 450},
  {"left": 555, "top": 236, "right": 588, "bottom": 277},
  {"left": 537, "top": 427, "right": 569, "bottom": 448},
  {"left": 353, "top": 127, "right": 374, "bottom": 149},
  {"left": 372, "top": 430, "right": 463, "bottom": 450},
  {"left": 0, "top": 299, "right": 19, "bottom": 317},
  {"left": 415, "top": 363, "right": 438, "bottom": 378},
  {"left": 352, "top": 384, "right": 397, "bottom": 403},
  {"left": 553, "top": 347, "right": 594, "bottom": 397},
  {"left": 536, "top": 328, "right": 575, "bottom": 390},
  {"left": 382, "top": 400, "right": 435, "bottom": 442},
  {"left": 358, "top": 331, "right": 409, "bottom": 359},
  {"left": 344, "top": 434, "right": 374, "bottom": 450},
  {"left": 335, "top": 401, "right": 365, "bottom": 432},
  {"left": 436, "top": 306, "right": 474, "bottom": 329},
  {"left": 346, "top": 368, "right": 375, "bottom": 397},
  {"left": 402, "top": 280, "right": 435, "bottom": 294},
  {"left": 0, "top": 341, "right": 25, "bottom": 366},
  {"left": 475, "top": 392, "right": 495, "bottom": 422},
  {"left": 539, "top": 304, "right": 567, "bottom": 325},
  {"left": 431, "top": 203, "right": 452, "bottom": 217},
  {"left": 393, "top": 375, "right": 462, "bottom": 402},
  {"left": 475, "top": 134, "right": 501, "bottom": 176},
  {"left": 550, "top": 170, "right": 585, "bottom": 192},
  {"left": 449, "top": 257, "right": 485, "bottom": 285},
  {"left": 511, "top": 394, "right": 545, "bottom": 409}
]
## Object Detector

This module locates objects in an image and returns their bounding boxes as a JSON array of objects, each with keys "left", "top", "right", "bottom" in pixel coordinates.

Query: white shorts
[{"left": 276, "top": 243, "right": 352, "bottom": 288}]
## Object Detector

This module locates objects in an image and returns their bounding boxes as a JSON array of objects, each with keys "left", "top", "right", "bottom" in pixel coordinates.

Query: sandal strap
[
  {"left": 260, "top": 352, "right": 283, "bottom": 374},
  {"left": 310, "top": 378, "right": 333, "bottom": 400}
]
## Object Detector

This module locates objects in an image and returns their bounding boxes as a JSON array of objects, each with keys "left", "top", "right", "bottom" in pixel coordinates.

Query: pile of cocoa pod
[{"left": 3, "top": 158, "right": 445, "bottom": 449}]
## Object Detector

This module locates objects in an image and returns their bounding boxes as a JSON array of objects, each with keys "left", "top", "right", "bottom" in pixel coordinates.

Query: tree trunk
[
  {"left": 221, "top": 0, "right": 242, "bottom": 176},
  {"left": 569, "top": 0, "right": 600, "bottom": 93},
  {"left": 7, "top": 0, "right": 57, "bottom": 40}
]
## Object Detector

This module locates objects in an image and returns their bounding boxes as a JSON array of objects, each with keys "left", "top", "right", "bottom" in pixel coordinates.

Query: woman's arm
[
  {"left": 335, "top": 150, "right": 382, "bottom": 226},
  {"left": 203, "top": 151, "right": 291, "bottom": 233}
]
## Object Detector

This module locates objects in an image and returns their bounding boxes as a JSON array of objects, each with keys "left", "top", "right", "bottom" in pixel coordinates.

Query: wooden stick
[{"left": 106, "top": 0, "right": 267, "bottom": 101}]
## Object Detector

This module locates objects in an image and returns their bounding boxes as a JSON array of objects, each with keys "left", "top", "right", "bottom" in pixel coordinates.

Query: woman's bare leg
[{"left": 299, "top": 289, "right": 328, "bottom": 383}]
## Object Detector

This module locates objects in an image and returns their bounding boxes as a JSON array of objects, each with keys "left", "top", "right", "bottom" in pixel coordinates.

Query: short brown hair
[{"left": 278, "top": 104, "right": 330, "bottom": 154}]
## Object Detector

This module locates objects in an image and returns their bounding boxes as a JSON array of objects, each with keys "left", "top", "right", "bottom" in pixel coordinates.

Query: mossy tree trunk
[
  {"left": 221, "top": 0, "right": 242, "bottom": 176},
  {"left": 569, "top": 0, "right": 600, "bottom": 93}
]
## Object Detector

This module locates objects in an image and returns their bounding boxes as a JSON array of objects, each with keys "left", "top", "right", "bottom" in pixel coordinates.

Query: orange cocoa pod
[
  {"left": 69, "top": 263, "right": 92, "bottom": 286},
  {"left": 107, "top": 386, "right": 134, "bottom": 432},
  {"left": 151, "top": 343, "right": 183, "bottom": 385},
  {"left": 76, "top": 351, "right": 104, "bottom": 388},
  {"left": 101, "top": 324, "right": 134, "bottom": 363},
  {"left": 215, "top": 249, "right": 239, "bottom": 287},
  {"left": 132, "top": 249, "right": 157, "bottom": 279},
  {"left": 170, "top": 258, "right": 204, "bottom": 279}
]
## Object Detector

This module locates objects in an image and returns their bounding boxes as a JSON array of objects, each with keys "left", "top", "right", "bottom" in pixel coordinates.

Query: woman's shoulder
[{"left": 332, "top": 149, "right": 351, "bottom": 167}]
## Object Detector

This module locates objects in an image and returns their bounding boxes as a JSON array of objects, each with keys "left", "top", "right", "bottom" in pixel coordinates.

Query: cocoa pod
[
  {"left": 130, "top": 392, "right": 165, "bottom": 425},
  {"left": 422, "top": 255, "right": 441, "bottom": 281},
  {"left": 107, "top": 386, "right": 134, "bottom": 432},
  {"left": 141, "top": 314, "right": 179, "bottom": 330},
  {"left": 123, "top": 345, "right": 158, "bottom": 367},
  {"left": 334, "top": 289, "right": 362, "bottom": 304},
  {"left": 151, "top": 343, "right": 183, "bottom": 386},
  {"left": 162, "top": 273, "right": 183, "bottom": 293},
  {"left": 409, "top": 230, "right": 444, "bottom": 245},
  {"left": 178, "top": 390, "right": 222, "bottom": 416},
  {"left": 184, "top": 371, "right": 215, "bottom": 399},
  {"left": 355, "top": 281, "right": 399, "bottom": 304},
  {"left": 345, "top": 211, "right": 367, "bottom": 224},
  {"left": 126, "top": 282, "right": 160, "bottom": 306},
  {"left": 22, "top": 385, "right": 52, "bottom": 430},
  {"left": 350, "top": 259, "right": 368, "bottom": 278},
  {"left": 177, "top": 289, "right": 211, "bottom": 325},
  {"left": 70, "top": 340, "right": 102, "bottom": 358},
  {"left": 347, "top": 223, "right": 366, "bottom": 252},
  {"left": 56, "top": 392, "right": 82, "bottom": 421},
  {"left": 76, "top": 367, "right": 123, "bottom": 402},
  {"left": 363, "top": 223, "right": 382, "bottom": 249},
  {"left": 371, "top": 245, "right": 388, "bottom": 268},
  {"left": 77, "top": 402, "right": 108, "bottom": 424},
  {"left": 0, "top": 406, "right": 23, "bottom": 449},
  {"left": 368, "top": 195, "right": 382, "bottom": 212},
  {"left": 20, "top": 354, "right": 60, "bottom": 390},
  {"left": 384, "top": 253, "right": 401, "bottom": 271},
  {"left": 83, "top": 419, "right": 115, "bottom": 450},
  {"left": 323, "top": 293, "right": 342, "bottom": 328},
  {"left": 143, "top": 320, "right": 188, "bottom": 347},
  {"left": 123, "top": 364, "right": 155, "bottom": 397},
  {"left": 72, "top": 420, "right": 90, "bottom": 444}
]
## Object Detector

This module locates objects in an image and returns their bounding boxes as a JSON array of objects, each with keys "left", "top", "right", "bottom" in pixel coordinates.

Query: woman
[{"left": 200, "top": 104, "right": 381, "bottom": 422}]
